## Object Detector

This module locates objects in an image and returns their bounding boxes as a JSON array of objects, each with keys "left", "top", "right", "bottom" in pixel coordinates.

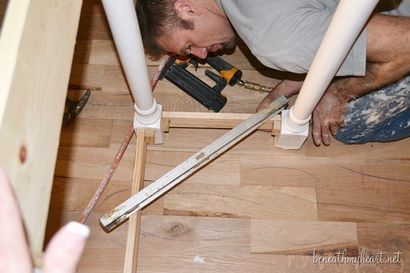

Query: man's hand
[
  {"left": 312, "top": 89, "right": 349, "bottom": 146},
  {"left": 0, "top": 167, "right": 89, "bottom": 273},
  {"left": 310, "top": 14, "right": 410, "bottom": 145},
  {"left": 256, "top": 80, "right": 303, "bottom": 111}
]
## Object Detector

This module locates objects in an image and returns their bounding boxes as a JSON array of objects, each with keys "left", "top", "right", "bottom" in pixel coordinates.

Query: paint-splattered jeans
[{"left": 335, "top": 76, "right": 410, "bottom": 144}]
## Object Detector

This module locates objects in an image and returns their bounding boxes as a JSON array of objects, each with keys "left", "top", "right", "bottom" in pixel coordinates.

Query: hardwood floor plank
[
  {"left": 357, "top": 223, "right": 410, "bottom": 254},
  {"left": 77, "top": 15, "right": 111, "bottom": 40},
  {"left": 73, "top": 40, "right": 93, "bottom": 64},
  {"left": 164, "top": 184, "right": 317, "bottom": 220},
  {"left": 69, "top": 64, "right": 105, "bottom": 90},
  {"left": 78, "top": 90, "right": 134, "bottom": 120},
  {"left": 306, "top": 136, "right": 410, "bottom": 160},
  {"left": 146, "top": 151, "right": 240, "bottom": 186},
  {"left": 59, "top": 118, "right": 113, "bottom": 148},
  {"left": 251, "top": 219, "right": 358, "bottom": 256},
  {"left": 240, "top": 155, "right": 319, "bottom": 188},
  {"left": 55, "top": 145, "right": 135, "bottom": 180},
  {"left": 49, "top": 177, "right": 134, "bottom": 214},
  {"left": 80, "top": 0, "right": 106, "bottom": 17}
]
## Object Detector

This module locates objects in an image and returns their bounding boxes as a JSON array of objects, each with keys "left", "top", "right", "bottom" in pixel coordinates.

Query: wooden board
[
  {"left": 164, "top": 184, "right": 317, "bottom": 220},
  {"left": 0, "top": 0, "right": 82, "bottom": 253},
  {"left": 148, "top": 128, "right": 306, "bottom": 157},
  {"left": 123, "top": 130, "right": 148, "bottom": 273},
  {"left": 250, "top": 219, "right": 358, "bottom": 255},
  {"left": 162, "top": 111, "right": 279, "bottom": 131}
]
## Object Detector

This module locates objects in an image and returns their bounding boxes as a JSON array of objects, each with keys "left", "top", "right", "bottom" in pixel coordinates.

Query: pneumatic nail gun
[{"left": 159, "top": 55, "right": 242, "bottom": 112}]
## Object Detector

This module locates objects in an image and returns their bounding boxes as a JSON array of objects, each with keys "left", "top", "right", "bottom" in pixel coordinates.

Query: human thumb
[{"left": 43, "top": 221, "right": 89, "bottom": 273}]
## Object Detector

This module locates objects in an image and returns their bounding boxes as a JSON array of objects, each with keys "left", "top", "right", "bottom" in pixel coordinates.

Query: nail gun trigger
[
  {"left": 205, "top": 69, "right": 227, "bottom": 93},
  {"left": 189, "top": 58, "right": 199, "bottom": 71}
]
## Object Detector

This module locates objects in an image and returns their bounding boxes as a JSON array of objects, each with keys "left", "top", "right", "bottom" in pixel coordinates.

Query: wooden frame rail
[{"left": 123, "top": 112, "right": 281, "bottom": 272}]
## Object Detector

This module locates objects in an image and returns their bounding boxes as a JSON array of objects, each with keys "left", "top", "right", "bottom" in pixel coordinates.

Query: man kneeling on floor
[{"left": 137, "top": 0, "right": 410, "bottom": 146}]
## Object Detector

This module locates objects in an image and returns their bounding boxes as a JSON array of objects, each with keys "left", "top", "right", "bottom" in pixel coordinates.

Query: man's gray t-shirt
[{"left": 216, "top": 0, "right": 367, "bottom": 76}]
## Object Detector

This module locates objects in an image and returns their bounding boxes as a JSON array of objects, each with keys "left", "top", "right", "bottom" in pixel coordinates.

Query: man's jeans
[{"left": 335, "top": 76, "right": 410, "bottom": 144}]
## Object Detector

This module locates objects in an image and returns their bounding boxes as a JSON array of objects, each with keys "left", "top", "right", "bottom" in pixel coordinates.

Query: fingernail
[{"left": 65, "top": 221, "right": 90, "bottom": 238}]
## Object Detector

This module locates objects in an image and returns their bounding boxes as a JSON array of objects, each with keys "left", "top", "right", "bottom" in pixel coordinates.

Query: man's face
[{"left": 156, "top": 4, "right": 236, "bottom": 59}]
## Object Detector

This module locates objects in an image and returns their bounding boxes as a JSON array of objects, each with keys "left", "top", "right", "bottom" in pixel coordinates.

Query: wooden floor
[{"left": 44, "top": 1, "right": 410, "bottom": 273}]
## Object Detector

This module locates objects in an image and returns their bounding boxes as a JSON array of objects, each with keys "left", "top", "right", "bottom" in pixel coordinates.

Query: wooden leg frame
[{"left": 123, "top": 112, "right": 281, "bottom": 273}]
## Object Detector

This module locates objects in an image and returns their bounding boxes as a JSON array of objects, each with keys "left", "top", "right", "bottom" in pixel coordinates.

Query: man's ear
[{"left": 174, "top": 0, "right": 200, "bottom": 19}]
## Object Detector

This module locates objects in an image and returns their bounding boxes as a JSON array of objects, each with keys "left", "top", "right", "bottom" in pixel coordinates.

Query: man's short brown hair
[{"left": 137, "top": 0, "right": 194, "bottom": 59}]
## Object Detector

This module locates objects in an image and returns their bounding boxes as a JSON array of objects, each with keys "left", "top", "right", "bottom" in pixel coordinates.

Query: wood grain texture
[
  {"left": 50, "top": 176, "right": 133, "bottom": 214},
  {"left": 241, "top": 155, "right": 410, "bottom": 188},
  {"left": 55, "top": 145, "right": 135, "bottom": 180},
  {"left": 124, "top": 130, "right": 148, "bottom": 273},
  {"left": 77, "top": 90, "right": 134, "bottom": 120},
  {"left": 306, "top": 135, "right": 410, "bottom": 160},
  {"left": 357, "top": 223, "right": 410, "bottom": 254},
  {"left": 44, "top": 1, "right": 410, "bottom": 272},
  {"left": 240, "top": 154, "right": 410, "bottom": 224},
  {"left": 59, "top": 118, "right": 113, "bottom": 148},
  {"left": 164, "top": 184, "right": 317, "bottom": 220},
  {"left": 145, "top": 151, "right": 240, "bottom": 186},
  {"left": 77, "top": 15, "right": 112, "bottom": 40},
  {"left": 136, "top": 215, "right": 372, "bottom": 273},
  {"left": 69, "top": 64, "right": 105, "bottom": 90},
  {"left": 0, "top": 0, "right": 82, "bottom": 252},
  {"left": 251, "top": 219, "right": 358, "bottom": 255},
  {"left": 163, "top": 111, "right": 279, "bottom": 131},
  {"left": 148, "top": 128, "right": 307, "bottom": 157}
]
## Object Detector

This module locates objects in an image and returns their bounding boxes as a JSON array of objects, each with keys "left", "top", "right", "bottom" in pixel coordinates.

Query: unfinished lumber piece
[
  {"left": 0, "top": 0, "right": 82, "bottom": 253},
  {"left": 250, "top": 219, "right": 358, "bottom": 256},
  {"left": 124, "top": 130, "right": 150, "bottom": 273},
  {"left": 162, "top": 111, "right": 279, "bottom": 132},
  {"left": 164, "top": 184, "right": 317, "bottom": 220}
]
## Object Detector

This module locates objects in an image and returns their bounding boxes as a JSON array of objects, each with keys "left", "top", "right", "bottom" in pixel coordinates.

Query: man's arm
[
  {"left": 256, "top": 80, "right": 304, "bottom": 111},
  {"left": 314, "top": 14, "right": 410, "bottom": 145},
  {"left": 257, "top": 14, "right": 410, "bottom": 145}
]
